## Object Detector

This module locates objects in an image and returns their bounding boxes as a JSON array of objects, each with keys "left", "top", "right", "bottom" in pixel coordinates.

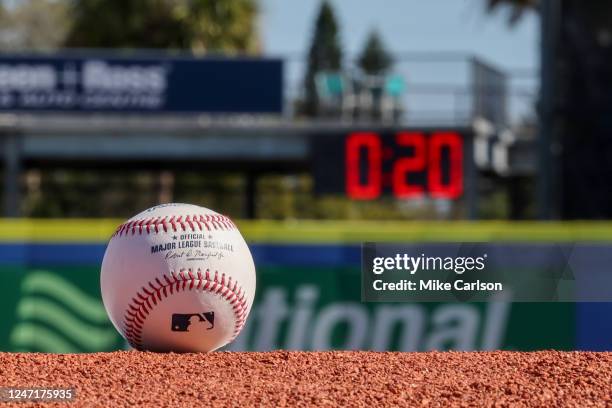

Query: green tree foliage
[
  {"left": 486, "top": 0, "right": 537, "bottom": 24},
  {"left": 0, "top": 0, "right": 70, "bottom": 50},
  {"left": 301, "top": 0, "right": 343, "bottom": 116},
  {"left": 357, "top": 30, "right": 392, "bottom": 75},
  {"left": 64, "top": 0, "right": 260, "bottom": 53}
]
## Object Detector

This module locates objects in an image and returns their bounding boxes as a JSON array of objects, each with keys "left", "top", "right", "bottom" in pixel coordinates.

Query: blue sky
[{"left": 260, "top": 0, "right": 538, "bottom": 70}]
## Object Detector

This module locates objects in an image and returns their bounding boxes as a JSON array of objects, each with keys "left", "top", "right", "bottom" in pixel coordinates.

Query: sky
[
  {"left": 260, "top": 0, "right": 539, "bottom": 70},
  {"left": 259, "top": 0, "right": 539, "bottom": 124}
]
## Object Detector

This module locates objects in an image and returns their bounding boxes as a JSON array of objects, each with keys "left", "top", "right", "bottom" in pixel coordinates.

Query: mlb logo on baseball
[{"left": 171, "top": 312, "right": 215, "bottom": 331}]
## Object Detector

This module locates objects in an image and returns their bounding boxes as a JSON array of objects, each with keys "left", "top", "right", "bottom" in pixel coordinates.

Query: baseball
[{"left": 100, "top": 203, "right": 256, "bottom": 352}]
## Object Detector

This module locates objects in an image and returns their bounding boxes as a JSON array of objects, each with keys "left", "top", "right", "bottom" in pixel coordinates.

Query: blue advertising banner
[{"left": 0, "top": 53, "right": 283, "bottom": 113}]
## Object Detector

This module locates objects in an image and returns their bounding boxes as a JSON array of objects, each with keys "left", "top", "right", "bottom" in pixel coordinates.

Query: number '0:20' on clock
[
  {"left": 310, "top": 130, "right": 465, "bottom": 201},
  {"left": 344, "top": 131, "right": 464, "bottom": 200}
]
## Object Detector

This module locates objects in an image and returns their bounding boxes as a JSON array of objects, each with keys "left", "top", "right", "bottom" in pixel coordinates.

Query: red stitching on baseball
[
  {"left": 112, "top": 214, "right": 236, "bottom": 237},
  {"left": 122, "top": 268, "right": 248, "bottom": 351}
]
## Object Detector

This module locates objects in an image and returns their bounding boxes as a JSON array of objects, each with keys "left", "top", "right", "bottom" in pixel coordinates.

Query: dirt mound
[{"left": 0, "top": 351, "right": 610, "bottom": 407}]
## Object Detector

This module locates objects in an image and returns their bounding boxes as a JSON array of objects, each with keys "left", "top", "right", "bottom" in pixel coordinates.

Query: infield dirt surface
[{"left": 0, "top": 350, "right": 610, "bottom": 407}]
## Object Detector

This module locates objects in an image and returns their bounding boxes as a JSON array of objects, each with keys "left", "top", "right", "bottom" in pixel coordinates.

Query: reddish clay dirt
[{"left": 0, "top": 351, "right": 610, "bottom": 407}]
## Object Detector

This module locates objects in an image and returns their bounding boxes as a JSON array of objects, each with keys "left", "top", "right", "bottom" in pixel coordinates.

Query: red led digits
[
  {"left": 428, "top": 132, "right": 463, "bottom": 199},
  {"left": 345, "top": 132, "right": 382, "bottom": 199},
  {"left": 392, "top": 132, "right": 426, "bottom": 198},
  {"left": 344, "top": 131, "right": 463, "bottom": 200}
]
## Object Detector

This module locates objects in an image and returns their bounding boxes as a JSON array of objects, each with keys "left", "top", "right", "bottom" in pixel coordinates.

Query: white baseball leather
[{"left": 100, "top": 203, "right": 256, "bottom": 352}]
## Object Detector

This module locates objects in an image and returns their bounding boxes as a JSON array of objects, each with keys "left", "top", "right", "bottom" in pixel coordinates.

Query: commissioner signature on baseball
[{"left": 165, "top": 250, "right": 225, "bottom": 261}]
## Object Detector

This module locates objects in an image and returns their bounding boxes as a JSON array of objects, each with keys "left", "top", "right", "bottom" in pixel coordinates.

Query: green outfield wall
[{"left": 1, "top": 220, "right": 610, "bottom": 352}]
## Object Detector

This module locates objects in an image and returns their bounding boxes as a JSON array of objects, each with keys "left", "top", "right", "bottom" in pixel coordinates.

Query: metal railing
[{"left": 282, "top": 52, "right": 538, "bottom": 128}]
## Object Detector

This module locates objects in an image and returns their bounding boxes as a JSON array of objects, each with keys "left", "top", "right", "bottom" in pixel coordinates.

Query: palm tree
[{"left": 486, "top": 0, "right": 538, "bottom": 24}]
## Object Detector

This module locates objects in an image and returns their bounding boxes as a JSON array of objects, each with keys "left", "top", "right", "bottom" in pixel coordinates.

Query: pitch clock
[{"left": 311, "top": 130, "right": 467, "bottom": 200}]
